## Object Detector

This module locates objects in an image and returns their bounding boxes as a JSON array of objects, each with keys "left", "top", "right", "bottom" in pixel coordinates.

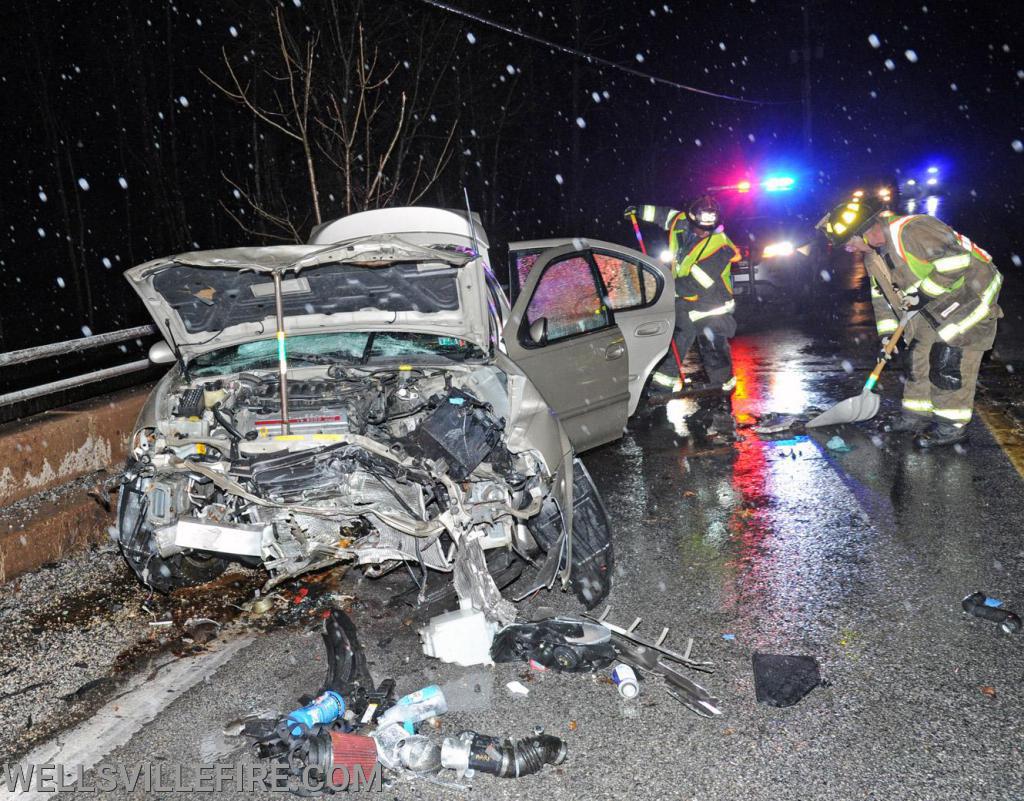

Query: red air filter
[{"left": 328, "top": 731, "right": 378, "bottom": 786}]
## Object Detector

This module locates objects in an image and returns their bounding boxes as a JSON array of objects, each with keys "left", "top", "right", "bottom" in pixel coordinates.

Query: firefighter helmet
[
  {"left": 816, "top": 196, "right": 883, "bottom": 245},
  {"left": 687, "top": 195, "right": 721, "bottom": 230}
]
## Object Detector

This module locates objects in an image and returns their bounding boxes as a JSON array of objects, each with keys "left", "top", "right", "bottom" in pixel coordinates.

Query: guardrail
[{"left": 0, "top": 325, "right": 157, "bottom": 407}]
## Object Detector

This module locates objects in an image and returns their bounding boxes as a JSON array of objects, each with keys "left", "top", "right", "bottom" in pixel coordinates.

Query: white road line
[{"left": 2, "top": 634, "right": 253, "bottom": 800}]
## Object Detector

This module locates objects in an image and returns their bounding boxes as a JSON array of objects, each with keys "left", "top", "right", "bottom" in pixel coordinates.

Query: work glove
[
  {"left": 879, "top": 336, "right": 899, "bottom": 361},
  {"left": 623, "top": 205, "right": 638, "bottom": 219}
]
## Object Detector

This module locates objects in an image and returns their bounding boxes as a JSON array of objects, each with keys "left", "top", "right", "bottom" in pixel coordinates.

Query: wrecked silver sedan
[{"left": 116, "top": 208, "right": 673, "bottom": 620}]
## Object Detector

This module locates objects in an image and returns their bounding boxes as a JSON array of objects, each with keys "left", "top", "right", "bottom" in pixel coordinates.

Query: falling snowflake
[
  {"left": 718, "top": 42, "right": 726, "bottom": 51},
  {"left": 884, "top": 59, "right": 895, "bottom": 70},
  {"left": 1012, "top": 139, "right": 1023, "bottom": 153},
  {"left": 229, "top": 25, "right": 239, "bottom": 37},
  {"left": 102, "top": 257, "right": 113, "bottom": 269},
  {"left": 56, "top": 276, "right": 65, "bottom": 287},
  {"left": 694, "top": 138, "right": 702, "bottom": 146},
  {"left": 38, "top": 228, "right": 47, "bottom": 238},
  {"left": 77, "top": 177, "right": 90, "bottom": 191},
  {"left": 904, "top": 49, "right": 918, "bottom": 63},
  {"left": 81, "top": 325, "right": 93, "bottom": 337},
  {"left": 1010, "top": 253, "right": 1022, "bottom": 267},
  {"left": 868, "top": 34, "right": 881, "bottom": 48},
  {"left": 466, "top": 32, "right": 476, "bottom": 44},
  {"left": 38, "top": 190, "right": 47, "bottom": 203},
  {"left": 635, "top": 53, "right": 645, "bottom": 63},
  {"left": 591, "top": 91, "right": 601, "bottom": 102},
  {"left": 554, "top": 174, "right": 564, "bottom": 185},
  {"left": 178, "top": 96, "right": 189, "bottom": 108},
  {"left": 118, "top": 177, "right": 128, "bottom": 189},
  {"left": 505, "top": 64, "right": 515, "bottom": 75},
  {"left": 575, "top": 117, "right": 586, "bottom": 129}
]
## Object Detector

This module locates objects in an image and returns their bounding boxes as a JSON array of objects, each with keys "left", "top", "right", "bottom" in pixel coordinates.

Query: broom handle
[{"left": 864, "top": 313, "right": 914, "bottom": 391}]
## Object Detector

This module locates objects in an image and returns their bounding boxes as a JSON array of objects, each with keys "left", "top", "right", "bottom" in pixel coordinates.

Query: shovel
[{"left": 807, "top": 313, "right": 913, "bottom": 429}]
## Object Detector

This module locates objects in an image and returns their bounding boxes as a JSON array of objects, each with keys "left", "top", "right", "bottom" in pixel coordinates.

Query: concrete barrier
[{"left": 0, "top": 385, "right": 150, "bottom": 582}]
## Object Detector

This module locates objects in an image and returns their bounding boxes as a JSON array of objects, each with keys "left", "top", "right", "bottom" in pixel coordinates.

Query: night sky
[{"left": 2, "top": 0, "right": 1022, "bottom": 355}]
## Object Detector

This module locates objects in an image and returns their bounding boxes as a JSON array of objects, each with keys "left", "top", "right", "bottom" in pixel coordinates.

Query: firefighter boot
[
  {"left": 914, "top": 422, "right": 968, "bottom": 449},
  {"left": 884, "top": 412, "right": 930, "bottom": 434}
]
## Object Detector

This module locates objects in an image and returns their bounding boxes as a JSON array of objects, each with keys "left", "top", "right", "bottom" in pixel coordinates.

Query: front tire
[{"left": 116, "top": 479, "right": 228, "bottom": 593}]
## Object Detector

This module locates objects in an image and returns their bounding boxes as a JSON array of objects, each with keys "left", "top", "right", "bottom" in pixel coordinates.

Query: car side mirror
[
  {"left": 528, "top": 317, "right": 549, "bottom": 345},
  {"left": 148, "top": 341, "right": 176, "bottom": 364}
]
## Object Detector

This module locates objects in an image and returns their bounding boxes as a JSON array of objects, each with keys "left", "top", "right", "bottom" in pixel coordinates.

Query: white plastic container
[
  {"left": 375, "top": 685, "right": 448, "bottom": 730},
  {"left": 419, "top": 600, "right": 499, "bottom": 666},
  {"left": 611, "top": 663, "right": 640, "bottom": 698}
]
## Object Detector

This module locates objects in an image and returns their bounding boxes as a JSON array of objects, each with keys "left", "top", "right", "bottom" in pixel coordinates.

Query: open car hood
[{"left": 124, "top": 237, "right": 492, "bottom": 359}]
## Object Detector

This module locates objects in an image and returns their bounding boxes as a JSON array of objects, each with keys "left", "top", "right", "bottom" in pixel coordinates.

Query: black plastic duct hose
[{"left": 442, "top": 732, "right": 567, "bottom": 778}]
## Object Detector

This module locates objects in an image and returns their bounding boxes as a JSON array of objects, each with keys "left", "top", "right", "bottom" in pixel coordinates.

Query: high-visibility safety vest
[{"left": 879, "top": 214, "right": 1001, "bottom": 347}]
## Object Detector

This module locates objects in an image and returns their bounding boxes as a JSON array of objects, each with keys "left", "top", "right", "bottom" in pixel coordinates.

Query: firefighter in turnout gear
[
  {"left": 626, "top": 195, "right": 742, "bottom": 434},
  {"left": 819, "top": 196, "right": 1003, "bottom": 448}
]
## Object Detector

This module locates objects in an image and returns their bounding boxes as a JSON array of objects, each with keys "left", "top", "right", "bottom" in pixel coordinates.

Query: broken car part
[
  {"left": 302, "top": 729, "right": 379, "bottom": 788},
  {"left": 419, "top": 600, "right": 500, "bottom": 666},
  {"left": 752, "top": 653, "right": 821, "bottom": 707},
  {"left": 490, "top": 616, "right": 617, "bottom": 672},
  {"left": 440, "top": 731, "right": 567, "bottom": 778},
  {"left": 962, "top": 592, "right": 1022, "bottom": 634},
  {"left": 590, "top": 607, "right": 721, "bottom": 716}
]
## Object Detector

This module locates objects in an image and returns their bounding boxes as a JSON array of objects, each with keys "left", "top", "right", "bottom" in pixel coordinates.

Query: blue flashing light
[{"left": 762, "top": 175, "right": 795, "bottom": 192}]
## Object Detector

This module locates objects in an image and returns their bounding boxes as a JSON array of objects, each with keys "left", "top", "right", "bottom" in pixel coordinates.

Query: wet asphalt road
[{"left": 2, "top": 259, "right": 1024, "bottom": 800}]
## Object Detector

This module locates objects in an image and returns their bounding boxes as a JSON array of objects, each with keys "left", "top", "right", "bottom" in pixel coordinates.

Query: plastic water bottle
[
  {"left": 611, "top": 664, "right": 640, "bottom": 699},
  {"left": 286, "top": 690, "right": 346, "bottom": 736},
  {"left": 375, "top": 685, "right": 448, "bottom": 731}
]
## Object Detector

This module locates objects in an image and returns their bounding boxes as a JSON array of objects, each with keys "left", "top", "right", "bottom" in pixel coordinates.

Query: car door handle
[
  {"left": 635, "top": 322, "right": 666, "bottom": 337},
  {"left": 605, "top": 343, "right": 626, "bottom": 360}
]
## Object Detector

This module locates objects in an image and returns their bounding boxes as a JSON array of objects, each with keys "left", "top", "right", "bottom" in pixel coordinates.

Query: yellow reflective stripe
[
  {"left": 690, "top": 264, "right": 715, "bottom": 289},
  {"left": 933, "top": 407, "right": 972, "bottom": 423},
  {"left": 902, "top": 398, "right": 934, "bottom": 413},
  {"left": 919, "top": 276, "right": 948, "bottom": 297},
  {"left": 933, "top": 253, "right": 971, "bottom": 273},
  {"left": 937, "top": 272, "right": 1002, "bottom": 342},
  {"left": 689, "top": 300, "right": 736, "bottom": 321},
  {"left": 721, "top": 376, "right": 737, "bottom": 391},
  {"left": 876, "top": 318, "right": 899, "bottom": 334},
  {"left": 652, "top": 372, "right": 678, "bottom": 387},
  {"left": 640, "top": 205, "right": 657, "bottom": 223}
]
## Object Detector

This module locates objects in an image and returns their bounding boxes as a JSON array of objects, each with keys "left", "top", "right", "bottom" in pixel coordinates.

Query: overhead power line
[{"left": 413, "top": 0, "right": 796, "bottom": 106}]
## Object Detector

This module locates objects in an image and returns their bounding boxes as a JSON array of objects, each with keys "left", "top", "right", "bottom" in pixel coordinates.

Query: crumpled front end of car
[{"left": 117, "top": 361, "right": 610, "bottom": 621}]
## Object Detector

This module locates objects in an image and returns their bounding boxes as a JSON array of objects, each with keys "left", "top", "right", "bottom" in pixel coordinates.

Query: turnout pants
[
  {"left": 656, "top": 299, "right": 736, "bottom": 391},
  {"left": 902, "top": 324, "right": 984, "bottom": 427}
]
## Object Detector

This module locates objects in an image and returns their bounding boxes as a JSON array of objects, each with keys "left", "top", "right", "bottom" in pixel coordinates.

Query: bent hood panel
[{"left": 125, "top": 239, "right": 490, "bottom": 358}]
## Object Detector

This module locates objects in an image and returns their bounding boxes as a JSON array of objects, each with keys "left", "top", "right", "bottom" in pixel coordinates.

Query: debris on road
[
  {"left": 980, "top": 685, "right": 997, "bottom": 699},
  {"left": 419, "top": 599, "right": 499, "bottom": 666},
  {"left": 505, "top": 680, "right": 530, "bottom": 696},
  {"left": 825, "top": 435, "right": 853, "bottom": 452},
  {"left": 611, "top": 663, "right": 640, "bottom": 698},
  {"left": 490, "top": 615, "right": 616, "bottom": 672},
  {"left": 440, "top": 730, "right": 568, "bottom": 778},
  {"left": 961, "top": 591, "right": 1022, "bottom": 634},
  {"left": 752, "top": 653, "right": 821, "bottom": 707},
  {"left": 751, "top": 413, "right": 807, "bottom": 435}
]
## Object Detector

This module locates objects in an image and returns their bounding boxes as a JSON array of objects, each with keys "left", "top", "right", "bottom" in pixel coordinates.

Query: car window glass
[
  {"left": 526, "top": 255, "right": 609, "bottom": 341},
  {"left": 642, "top": 267, "right": 658, "bottom": 300},
  {"left": 593, "top": 253, "right": 645, "bottom": 310},
  {"left": 514, "top": 252, "right": 542, "bottom": 295}
]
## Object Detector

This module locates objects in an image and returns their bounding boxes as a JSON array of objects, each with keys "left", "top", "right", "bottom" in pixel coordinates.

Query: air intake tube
[{"left": 440, "top": 731, "right": 567, "bottom": 778}]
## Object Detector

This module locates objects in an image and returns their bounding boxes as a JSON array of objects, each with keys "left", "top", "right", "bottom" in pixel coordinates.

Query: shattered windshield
[{"left": 190, "top": 332, "right": 485, "bottom": 376}]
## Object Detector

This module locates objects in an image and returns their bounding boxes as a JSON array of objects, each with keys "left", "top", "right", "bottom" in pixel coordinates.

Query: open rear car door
[{"left": 508, "top": 239, "right": 675, "bottom": 419}]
